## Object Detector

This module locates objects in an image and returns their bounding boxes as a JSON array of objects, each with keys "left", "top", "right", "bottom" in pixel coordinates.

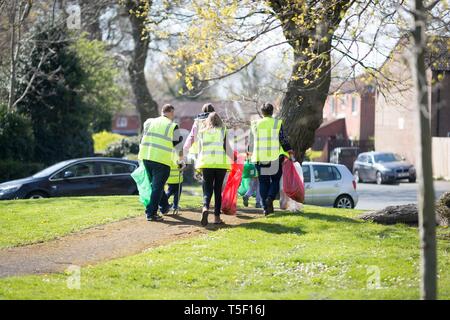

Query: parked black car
[
  {"left": 353, "top": 152, "right": 416, "bottom": 185},
  {"left": 0, "top": 158, "right": 139, "bottom": 200}
]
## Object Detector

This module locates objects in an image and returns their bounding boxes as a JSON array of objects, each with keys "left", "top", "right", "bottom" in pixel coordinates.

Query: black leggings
[{"left": 202, "top": 168, "right": 227, "bottom": 216}]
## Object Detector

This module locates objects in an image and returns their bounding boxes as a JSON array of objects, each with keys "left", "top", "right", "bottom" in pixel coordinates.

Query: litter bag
[
  {"left": 238, "top": 177, "right": 251, "bottom": 196},
  {"left": 282, "top": 159, "right": 305, "bottom": 203},
  {"left": 131, "top": 163, "right": 152, "bottom": 208},
  {"left": 222, "top": 156, "right": 244, "bottom": 215},
  {"left": 242, "top": 160, "right": 257, "bottom": 179}
]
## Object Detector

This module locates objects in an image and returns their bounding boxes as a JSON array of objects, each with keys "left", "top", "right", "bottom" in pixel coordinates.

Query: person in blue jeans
[
  {"left": 243, "top": 177, "right": 263, "bottom": 208},
  {"left": 248, "top": 103, "right": 294, "bottom": 215}
]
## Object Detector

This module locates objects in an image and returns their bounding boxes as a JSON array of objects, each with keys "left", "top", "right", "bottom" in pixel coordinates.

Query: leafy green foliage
[
  {"left": 72, "top": 35, "right": 126, "bottom": 133},
  {"left": 0, "top": 105, "right": 35, "bottom": 162},
  {"left": 16, "top": 24, "right": 94, "bottom": 164},
  {"left": 104, "top": 136, "right": 140, "bottom": 158},
  {"left": 0, "top": 160, "right": 44, "bottom": 183}
]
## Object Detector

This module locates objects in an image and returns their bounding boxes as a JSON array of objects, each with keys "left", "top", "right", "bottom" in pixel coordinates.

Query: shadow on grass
[{"left": 237, "top": 221, "right": 306, "bottom": 235}]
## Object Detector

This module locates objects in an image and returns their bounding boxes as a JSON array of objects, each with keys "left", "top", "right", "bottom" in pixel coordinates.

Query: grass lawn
[
  {"left": 1, "top": 201, "right": 449, "bottom": 300},
  {"left": 0, "top": 194, "right": 201, "bottom": 249}
]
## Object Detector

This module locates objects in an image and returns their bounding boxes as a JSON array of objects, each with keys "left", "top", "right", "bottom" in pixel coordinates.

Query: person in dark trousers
[
  {"left": 159, "top": 164, "right": 184, "bottom": 215},
  {"left": 248, "top": 103, "right": 294, "bottom": 215},
  {"left": 194, "top": 111, "right": 233, "bottom": 226},
  {"left": 138, "top": 104, "right": 185, "bottom": 221}
]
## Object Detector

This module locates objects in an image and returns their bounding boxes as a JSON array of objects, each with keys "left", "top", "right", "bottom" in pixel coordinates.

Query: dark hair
[
  {"left": 162, "top": 104, "right": 175, "bottom": 114},
  {"left": 261, "top": 103, "right": 274, "bottom": 116},
  {"left": 202, "top": 103, "right": 215, "bottom": 113}
]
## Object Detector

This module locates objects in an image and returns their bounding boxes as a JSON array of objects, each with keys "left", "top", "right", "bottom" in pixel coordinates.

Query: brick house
[
  {"left": 322, "top": 78, "right": 376, "bottom": 141},
  {"left": 112, "top": 108, "right": 141, "bottom": 136},
  {"left": 374, "top": 36, "right": 450, "bottom": 165}
]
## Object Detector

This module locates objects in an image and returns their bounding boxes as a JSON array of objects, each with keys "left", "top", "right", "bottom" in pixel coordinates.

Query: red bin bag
[
  {"left": 282, "top": 158, "right": 305, "bottom": 203},
  {"left": 221, "top": 154, "right": 245, "bottom": 215}
]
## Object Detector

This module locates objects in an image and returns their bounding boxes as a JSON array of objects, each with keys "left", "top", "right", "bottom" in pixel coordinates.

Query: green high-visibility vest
[
  {"left": 251, "top": 116, "right": 287, "bottom": 162},
  {"left": 196, "top": 127, "right": 231, "bottom": 170},
  {"left": 138, "top": 116, "right": 177, "bottom": 167}
]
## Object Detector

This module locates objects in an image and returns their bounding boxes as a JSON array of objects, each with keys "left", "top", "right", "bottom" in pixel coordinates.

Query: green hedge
[
  {"left": 0, "top": 108, "right": 35, "bottom": 162},
  {"left": 0, "top": 160, "right": 45, "bottom": 183},
  {"left": 105, "top": 136, "right": 140, "bottom": 158}
]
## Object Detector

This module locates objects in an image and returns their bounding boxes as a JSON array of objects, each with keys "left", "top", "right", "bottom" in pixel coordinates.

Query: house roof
[{"left": 318, "top": 118, "right": 347, "bottom": 129}]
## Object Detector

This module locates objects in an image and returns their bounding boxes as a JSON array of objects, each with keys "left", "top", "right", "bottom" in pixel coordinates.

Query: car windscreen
[
  {"left": 374, "top": 153, "right": 401, "bottom": 163},
  {"left": 32, "top": 160, "right": 75, "bottom": 178}
]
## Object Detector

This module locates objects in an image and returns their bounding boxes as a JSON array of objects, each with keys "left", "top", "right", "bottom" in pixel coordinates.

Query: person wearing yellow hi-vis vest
[
  {"left": 195, "top": 112, "right": 233, "bottom": 227},
  {"left": 183, "top": 103, "right": 215, "bottom": 158},
  {"left": 138, "top": 104, "right": 185, "bottom": 222},
  {"left": 248, "top": 103, "right": 294, "bottom": 216},
  {"left": 158, "top": 161, "right": 184, "bottom": 215}
]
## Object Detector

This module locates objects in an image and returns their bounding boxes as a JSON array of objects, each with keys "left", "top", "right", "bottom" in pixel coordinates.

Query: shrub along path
[{"left": 0, "top": 210, "right": 260, "bottom": 278}]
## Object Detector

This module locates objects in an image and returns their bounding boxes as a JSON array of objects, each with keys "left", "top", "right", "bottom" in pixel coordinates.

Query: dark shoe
[
  {"left": 160, "top": 205, "right": 171, "bottom": 215},
  {"left": 243, "top": 196, "right": 249, "bottom": 207},
  {"left": 147, "top": 214, "right": 164, "bottom": 222},
  {"left": 255, "top": 202, "right": 262, "bottom": 209},
  {"left": 201, "top": 207, "right": 209, "bottom": 226},
  {"left": 263, "top": 209, "right": 270, "bottom": 216},
  {"left": 266, "top": 197, "right": 274, "bottom": 214}
]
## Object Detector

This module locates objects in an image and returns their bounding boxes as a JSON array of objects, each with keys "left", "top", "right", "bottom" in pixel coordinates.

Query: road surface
[{"left": 355, "top": 180, "right": 450, "bottom": 210}]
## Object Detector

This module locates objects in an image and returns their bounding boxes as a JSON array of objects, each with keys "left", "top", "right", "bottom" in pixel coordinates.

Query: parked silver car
[
  {"left": 301, "top": 162, "right": 358, "bottom": 209},
  {"left": 353, "top": 152, "right": 416, "bottom": 185}
]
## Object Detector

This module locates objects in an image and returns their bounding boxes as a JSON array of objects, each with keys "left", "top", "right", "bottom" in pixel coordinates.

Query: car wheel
[
  {"left": 376, "top": 171, "right": 383, "bottom": 185},
  {"left": 354, "top": 170, "right": 363, "bottom": 183},
  {"left": 334, "top": 195, "right": 354, "bottom": 209},
  {"left": 409, "top": 177, "right": 416, "bottom": 183},
  {"left": 27, "top": 191, "right": 48, "bottom": 199}
]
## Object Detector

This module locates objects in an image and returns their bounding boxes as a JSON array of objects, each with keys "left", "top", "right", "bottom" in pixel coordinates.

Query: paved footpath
[{"left": 0, "top": 210, "right": 260, "bottom": 278}]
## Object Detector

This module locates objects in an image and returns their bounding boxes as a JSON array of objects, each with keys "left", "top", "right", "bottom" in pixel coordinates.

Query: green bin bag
[
  {"left": 242, "top": 160, "right": 257, "bottom": 179},
  {"left": 238, "top": 177, "right": 251, "bottom": 196},
  {"left": 131, "top": 162, "right": 152, "bottom": 208}
]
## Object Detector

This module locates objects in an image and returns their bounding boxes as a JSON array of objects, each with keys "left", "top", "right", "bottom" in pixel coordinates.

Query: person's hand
[
  {"left": 177, "top": 159, "right": 187, "bottom": 170},
  {"left": 288, "top": 150, "right": 296, "bottom": 162}
]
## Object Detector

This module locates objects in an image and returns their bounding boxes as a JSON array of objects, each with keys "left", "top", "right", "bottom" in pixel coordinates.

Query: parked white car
[{"left": 301, "top": 162, "right": 358, "bottom": 209}]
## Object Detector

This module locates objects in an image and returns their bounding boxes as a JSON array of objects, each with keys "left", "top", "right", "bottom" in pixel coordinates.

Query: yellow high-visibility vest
[
  {"left": 196, "top": 127, "right": 231, "bottom": 170},
  {"left": 251, "top": 116, "right": 287, "bottom": 163},
  {"left": 167, "top": 162, "right": 184, "bottom": 184},
  {"left": 138, "top": 116, "right": 177, "bottom": 167}
]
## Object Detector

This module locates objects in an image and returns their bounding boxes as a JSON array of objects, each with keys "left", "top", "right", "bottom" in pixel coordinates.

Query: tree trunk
[
  {"left": 124, "top": 0, "right": 159, "bottom": 124},
  {"left": 7, "top": 0, "right": 18, "bottom": 111},
  {"left": 281, "top": 50, "right": 331, "bottom": 159},
  {"left": 412, "top": 0, "right": 437, "bottom": 300},
  {"left": 269, "top": 0, "right": 351, "bottom": 160}
]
